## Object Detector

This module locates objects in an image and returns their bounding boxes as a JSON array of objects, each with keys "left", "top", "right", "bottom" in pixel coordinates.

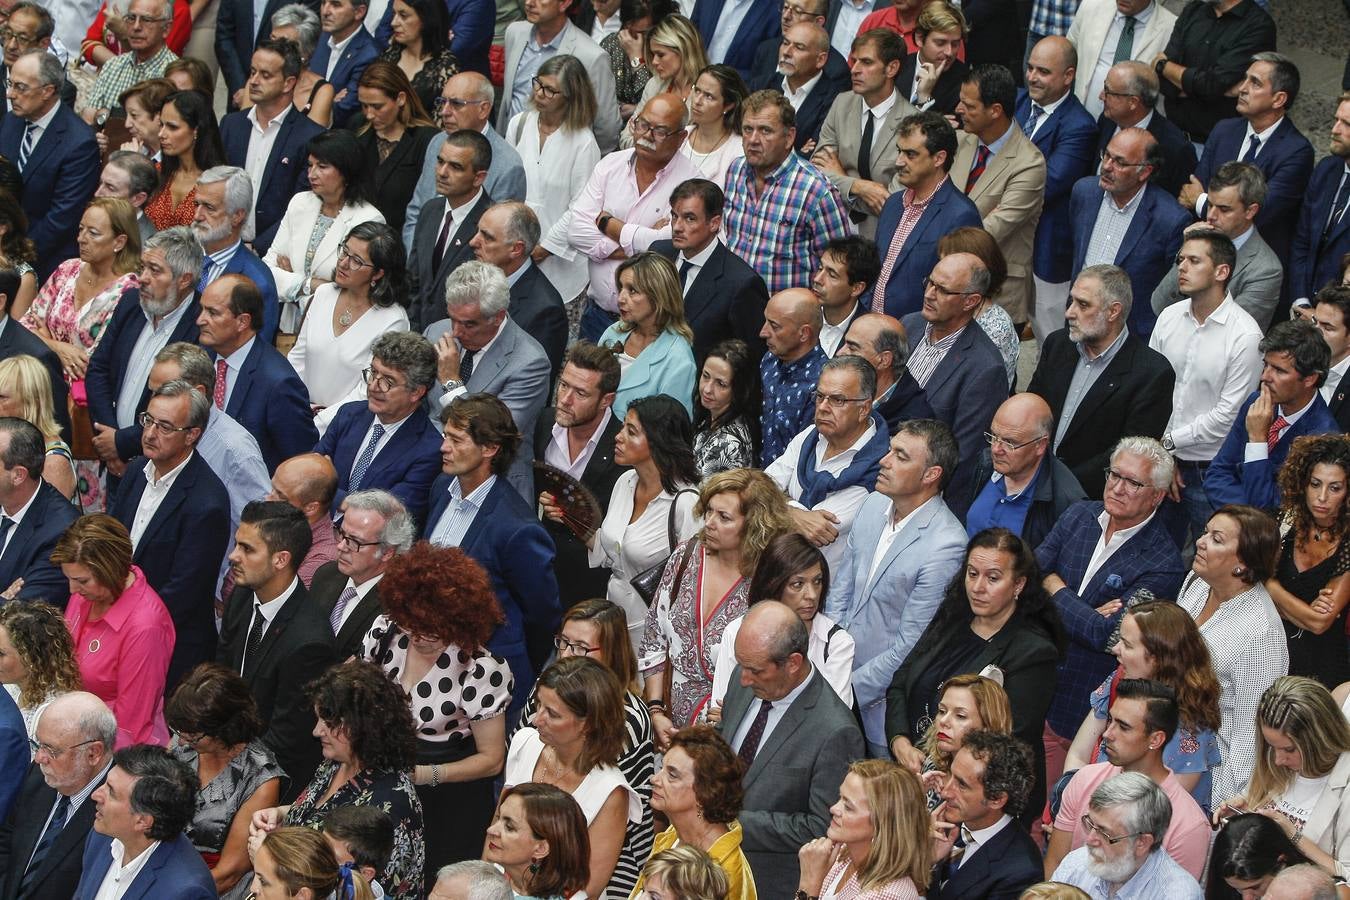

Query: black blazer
[
  {"left": 217, "top": 580, "right": 336, "bottom": 802},
  {"left": 0, "top": 764, "right": 105, "bottom": 900},
  {"left": 928, "top": 817, "right": 1044, "bottom": 900},
  {"left": 508, "top": 261, "right": 568, "bottom": 381},
  {"left": 748, "top": 39, "right": 849, "bottom": 152},
  {"left": 1328, "top": 382, "right": 1350, "bottom": 433},
  {"left": 406, "top": 190, "right": 493, "bottom": 331},
  {"left": 0, "top": 317, "right": 69, "bottom": 439},
  {"left": 896, "top": 52, "right": 968, "bottom": 116},
  {"left": 649, "top": 239, "right": 768, "bottom": 363},
  {"left": 0, "top": 481, "right": 78, "bottom": 604},
  {"left": 357, "top": 125, "right": 439, "bottom": 239},
  {"left": 308, "top": 560, "right": 381, "bottom": 662},
  {"left": 533, "top": 407, "right": 628, "bottom": 609},
  {"left": 1026, "top": 328, "right": 1175, "bottom": 499},
  {"left": 875, "top": 369, "right": 936, "bottom": 434},
  {"left": 1095, "top": 111, "right": 1198, "bottom": 197}
]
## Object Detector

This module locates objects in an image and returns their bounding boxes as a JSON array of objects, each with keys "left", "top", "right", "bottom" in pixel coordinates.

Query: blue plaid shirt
[
  {"left": 759, "top": 345, "right": 827, "bottom": 466},
  {"left": 1029, "top": 0, "right": 1081, "bottom": 36},
  {"left": 723, "top": 152, "right": 852, "bottom": 295}
]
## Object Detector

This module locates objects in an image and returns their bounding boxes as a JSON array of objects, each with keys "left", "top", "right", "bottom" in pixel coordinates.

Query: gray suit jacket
[
  {"left": 499, "top": 20, "right": 620, "bottom": 151},
  {"left": 423, "top": 315, "right": 551, "bottom": 500},
  {"left": 1150, "top": 226, "right": 1284, "bottom": 330},
  {"left": 716, "top": 668, "right": 864, "bottom": 900},
  {"left": 814, "top": 88, "right": 917, "bottom": 240}
]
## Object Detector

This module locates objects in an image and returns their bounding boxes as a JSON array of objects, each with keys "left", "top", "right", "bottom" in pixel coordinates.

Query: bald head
[
  {"left": 1101, "top": 126, "right": 1159, "bottom": 200},
  {"left": 988, "top": 392, "right": 1053, "bottom": 481},
  {"left": 762, "top": 288, "right": 825, "bottom": 362},
  {"left": 841, "top": 312, "right": 908, "bottom": 389},
  {"left": 36, "top": 691, "right": 116, "bottom": 796},
  {"left": 1026, "top": 36, "right": 1076, "bottom": 106},
  {"left": 635, "top": 94, "right": 688, "bottom": 161},
  {"left": 735, "top": 601, "right": 811, "bottom": 699},
  {"left": 269, "top": 452, "right": 339, "bottom": 522},
  {"left": 1265, "top": 864, "right": 1338, "bottom": 900}
]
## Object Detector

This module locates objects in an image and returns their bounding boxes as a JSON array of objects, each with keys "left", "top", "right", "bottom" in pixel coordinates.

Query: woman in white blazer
[{"left": 264, "top": 130, "right": 385, "bottom": 334}]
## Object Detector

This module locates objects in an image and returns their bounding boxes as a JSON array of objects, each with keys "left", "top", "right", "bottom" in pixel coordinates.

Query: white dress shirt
[
  {"left": 712, "top": 614, "right": 855, "bottom": 707},
  {"left": 831, "top": 0, "right": 877, "bottom": 58},
  {"left": 1024, "top": 91, "right": 1069, "bottom": 141},
  {"left": 1242, "top": 393, "right": 1315, "bottom": 463},
  {"left": 675, "top": 238, "right": 719, "bottom": 298},
  {"left": 323, "top": 28, "right": 359, "bottom": 80},
  {"left": 92, "top": 839, "right": 161, "bottom": 900},
  {"left": 334, "top": 573, "right": 383, "bottom": 633},
  {"left": 0, "top": 485, "right": 40, "bottom": 558},
  {"left": 545, "top": 408, "right": 613, "bottom": 479},
  {"left": 216, "top": 336, "right": 256, "bottom": 411},
  {"left": 1323, "top": 356, "right": 1350, "bottom": 406},
  {"left": 129, "top": 453, "right": 194, "bottom": 549},
  {"left": 116, "top": 297, "right": 194, "bottom": 428},
  {"left": 867, "top": 495, "right": 939, "bottom": 587},
  {"left": 959, "top": 814, "right": 1014, "bottom": 867},
  {"left": 1080, "top": 508, "right": 1156, "bottom": 593},
  {"left": 240, "top": 577, "right": 302, "bottom": 673},
  {"left": 242, "top": 105, "right": 292, "bottom": 234},
  {"left": 783, "top": 71, "right": 824, "bottom": 112},
  {"left": 730, "top": 664, "right": 816, "bottom": 753}
]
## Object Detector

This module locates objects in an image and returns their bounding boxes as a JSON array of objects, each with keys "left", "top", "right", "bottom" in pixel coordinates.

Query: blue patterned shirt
[
  {"left": 759, "top": 345, "right": 827, "bottom": 466},
  {"left": 1029, "top": 0, "right": 1081, "bottom": 37},
  {"left": 723, "top": 152, "right": 851, "bottom": 295}
]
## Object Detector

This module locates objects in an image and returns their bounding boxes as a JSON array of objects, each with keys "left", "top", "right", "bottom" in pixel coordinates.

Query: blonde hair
[
  {"left": 641, "top": 845, "right": 729, "bottom": 900},
  {"left": 846, "top": 760, "right": 931, "bottom": 893},
  {"left": 0, "top": 355, "right": 62, "bottom": 440},
  {"left": 261, "top": 827, "right": 374, "bottom": 900},
  {"left": 646, "top": 14, "right": 709, "bottom": 91},
  {"left": 695, "top": 468, "right": 793, "bottom": 576},
  {"left": 1018, "top": 884, "right": 1091, "bottom": 900},
  {"left": 86, "top": 197, "right": 142, "bottom": 276},
  {"left": 612, "top": 251, "right": 695, "bottom": 343},
  {"left": 1244, "top": 676, "right": 1350, "bottom": 809},
  {"left": 919, "top": 673, "right": 1013, "bottom": 768},
  {"left": 916, "top": 1, "right": 968, "bottom": 39}
]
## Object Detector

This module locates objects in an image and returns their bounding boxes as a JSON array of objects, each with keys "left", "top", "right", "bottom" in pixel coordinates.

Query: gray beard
[{"left": 141, "top": 292, "right": 182, "bottom": 318}]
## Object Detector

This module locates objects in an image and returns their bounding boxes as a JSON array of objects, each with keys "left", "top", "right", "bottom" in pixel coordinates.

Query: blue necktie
[
  {"left": 348, "top": 423, "right": 386, "bottom": 492},
  {"left": 1023, "top": 104, "right": 1043, "bottom": 138},
  {"left": 17, "top": 122, "right": 36, "bottom": 172},
  {"left": 1242, "top": 134, "right": 1261, "bottom": 162},
  {"left": 20, "top": 794, "right": 70, "bottom": 895}
]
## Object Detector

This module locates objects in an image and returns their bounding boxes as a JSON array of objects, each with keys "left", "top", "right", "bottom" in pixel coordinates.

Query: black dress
[
  {"left": 1278, "top": 531, "right": 1350, "bottom": 688},
  {"left": 356, "top": 124, "right": 439, "bottom": 237}
]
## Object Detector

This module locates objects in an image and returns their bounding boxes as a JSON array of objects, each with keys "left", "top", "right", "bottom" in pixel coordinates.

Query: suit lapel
[
  {"left": 683, "top": 245, "right": 726, "bottom": 325},
  {"left": 745, "top": 674, "right": 817, "bottom": 781},
  {"left": 258, "top": 111, "right": 298, "bottom": 198},
  {"left": 435, "top": 194, "right": 487, "bottom": 282},
  {"left": 223, "top": 340, "right": 261, "bottom": 420},
  {"left": 337, "top": 588, "right": 379, "bottom": 649},
  {"left": 459, "top": 480, "right": 503, "bottom": 551},
  {"left": 720, "top": 679, "right": 755, "bottom": 745},
  {"left": 1113, "top": 190, "right": 1152, "bottom": 266},
  {"left": 921, "top": 326, "right": 971, "bottom": 397},
  {"left": 117, "top": 842, "right": 166, "bottom": 900},
  {"left": 247, "top": 590, "right": 302, "bottom": 676},
  {"left": 861, "top": 507, "right": 927, "bottom": 602},
  {"left": 1061, "top": 341, "right": 1133, "bottom": 445},
  {"left": 134, "top": 460, "right": 194, "bottom": 555},
  {"left": 894, "top": 184, "right": 949, "bottom": 270}
]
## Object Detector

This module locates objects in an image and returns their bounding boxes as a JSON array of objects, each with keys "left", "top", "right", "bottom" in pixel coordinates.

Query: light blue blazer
[
  {"left": 824, "top": 492, "right": 968, "bottom": 746},
  {"left": 598, "top": 325, "right": 697, "bottom": 418}
]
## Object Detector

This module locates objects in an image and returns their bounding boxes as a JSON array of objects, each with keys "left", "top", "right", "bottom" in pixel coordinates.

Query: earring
[{"left": 1232, "top": 566, "right": 1247, "bottom": 578}]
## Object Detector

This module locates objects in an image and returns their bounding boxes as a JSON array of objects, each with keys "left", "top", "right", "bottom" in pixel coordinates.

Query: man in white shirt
[
  {"left": 812, "top": 237, "right": 875, "bottom": 357},
  {"left": 1065, "top": 0, "right": 1175, "bottom": 117},
  {"left": 777, "top": 22, "right": 830, "bottom": 117},
  {"left": 1152, "top": 229, "right": 1261, "bottom": 547},
  {"left": 1314, "top": 285, "right": 1350, "bottom": 431}
]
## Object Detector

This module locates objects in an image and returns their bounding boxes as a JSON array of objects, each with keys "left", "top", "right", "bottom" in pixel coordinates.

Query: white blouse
[
  {"left": 507, "top": 110, "right": 602, "bottom": 303},
  {"left": 286, "top": 283, "right": 410, "bottom": 436},
  {"left": 711, "top": 612, "right": 855, "bottom": 708},
  {"left": 679, "top": 129, "right": 744, "bottom": 189}
]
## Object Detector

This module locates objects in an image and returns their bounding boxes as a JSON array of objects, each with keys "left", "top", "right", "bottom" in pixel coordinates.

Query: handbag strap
[{"left": 665, "top": 488, "right": 695, "bottom": 554}]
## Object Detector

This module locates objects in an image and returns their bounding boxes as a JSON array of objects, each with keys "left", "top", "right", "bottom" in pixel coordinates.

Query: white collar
[
  {"left": 247, "top": 103, "right": 292, "bottom": 131},
  {"left": 27, "top": 100, "right": 59, "bottom": 131},
  {"left": 1030, "top": 90, "right": 1070, "bottom": 120},
  {"left": 253, "top": 576, "right": 301, "bottom": 621},
  {"left": 446, "top": 189, "right": 484, "bottom": 224},
  {"left": 143, "top": 451, "right": 194, "bottom": 489},
  {"left": 1243, "top": 115, "right": 1283, "bottom": 148},
  {"left": 0, "top": 480, "right": 40, "bottom": 522},
  {"left": 677, "top": 238, "right": 719, "bottom": 269},
  {"left": 326, "top": 27, "right": 360, "bottom": 56},
  {"left": 1096, "top": 507, "right": 1156, "bottom": 545},
  {"left": 864, "top": 88, "right": 900, "bottom": 119}
]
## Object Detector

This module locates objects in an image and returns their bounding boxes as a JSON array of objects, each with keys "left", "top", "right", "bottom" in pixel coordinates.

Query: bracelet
[
  {"left": 647, "top": 699, "right": 667, "bottom": 713},
  {"left": 794, "top": 891, "right": 818, "bottom": 900},
  {"left": 430, "top": 764, "right": 440, "bottom": 787}
]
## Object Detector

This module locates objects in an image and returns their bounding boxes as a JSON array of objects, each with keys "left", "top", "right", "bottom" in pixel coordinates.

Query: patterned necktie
[
  {"left": 213, "top": 357, "right": 228, "bottom": 409},
  {"left": 1242, "top": 134, "right": 1261, "bottom": 162},
  {"left": 329, "top": 584, "right": 358, "bottom": 636},
  {"left": 17, "top": 122, "right": 35, "bottom": 172},
  {"left": 1267, "top": 413, "right": 1288, "bottom": 454},
  {"left": 348, "top": 423, "right": 386, "bottom": 492},
  {"left": 1022, "top": 104, "right": 1043, "bottom": 138},
  {"left": 1324, "top": 172, "right": 1350, "bottom": 244},
  {"left": 459, "top": 348, "right": 476, "bottom": 385},
  {"left": 736, "top": 700, "right": 773, "bottom": 768},
  {"left": 19, "top": 794, "right": 70, "bottom": 895},
  {"left": 1112, "top": 15, "right": 1137, "bottom": 63},
  {"left": 433, "top": 211, "right": 454, "bottom": 267},
  {"left": 243, "top": 605, "right": 266, "bottom": 674},
  {"left": 966, "top": 144, "right": 991, "bottom": 194}
]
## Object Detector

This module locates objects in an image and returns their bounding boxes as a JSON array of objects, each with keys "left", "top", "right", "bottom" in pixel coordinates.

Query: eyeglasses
[
  {"left": 783, "top": 1, "right": 822, "bottom": 18},
  {"left": 812, "top": 391, "right": 869, "bottom": 408},
  {"left": 137, "top": 411, "right": 195, "bottom": 433},
  {"left": 122, "top": 13, "right": 166, "bottom": 24},
  {"left": 922, "top": 276, "right": 978, "bottom": 298},
  {"left": 337, "top": 243, "right": 371, "bottom": 269},
  {"left": 1103, "top": 467, "right": 1150, "bottom": 495},
  {"left": 530, "top": 76, "right": 561, "bottom": 99},
  {"left": 1100, "top": 89, "right": 1138, "bottom": 99},
  {"left": 170, "top": 729, "right": 204, "bottom": 745},
  {"left": 332, "top": 522, "right": 383, "bottom": 550},
  {"left": 360, "top": 366, "right": 409, "bottom": 393},
  {"left": 1079, "top": 814, "right": 1144, "bottom": 845},
  {"left": 434, "top": 96, "right": 488, "bottom": 110},
  {"left": 0, "top": 27, "right": 37, "bottom": 45},
  {"left": 29, "top": 738, "right": 98, "bottom": 758},
  {"left": 1102, "top": 152, "right": 1147, "bottom": 169},
  {"left": 554, "top": 635, "right": 600, "bottom": 655},
  {"left": 985, "top": 431, "right": 1045, "bottom": 451},
  {"left": 6, "top": 79, "right": 39, "bottom": 95},
  {"left": 629, "top": 116, "right": 677, "bottom": 141}
]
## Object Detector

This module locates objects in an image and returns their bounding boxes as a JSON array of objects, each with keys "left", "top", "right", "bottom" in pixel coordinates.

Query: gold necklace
[{"left": 338, "top": 305, "right": 353, "bottom": 327}]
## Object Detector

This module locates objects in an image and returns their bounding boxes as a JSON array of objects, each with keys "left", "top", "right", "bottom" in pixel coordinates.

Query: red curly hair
[{"left": 378, "top": 542, "right": 503, "bottom": 649}]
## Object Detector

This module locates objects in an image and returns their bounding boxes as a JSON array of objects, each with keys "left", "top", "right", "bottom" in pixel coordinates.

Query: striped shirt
[
  {"left": 908, "top": 323, "right": 965, "bottom": 388},
  {"left": 427, "top": 475, "right": 497, "bottom": 548}
]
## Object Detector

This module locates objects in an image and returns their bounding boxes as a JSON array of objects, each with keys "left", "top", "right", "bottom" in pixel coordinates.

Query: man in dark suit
[
  {"left": 871, "top": 111, "right": 982, "bottom": 318},
  {"left": 839, "top": 313, "right": 935, "bottom": 431},
  {"left": 0, "top": 692, "right": 115, "bottom": 900},
  {"left": 1027, "top": 264, "right": 1174, "bottom": 499},
  {"left": 1314, "top": 286, "right": 1350, "bottom": 432},
  {"left": 0, "top": 4, "right": 76, "bottom": 130},
  {"left": 899, "top": 253, "right": 1007, "bottom": 517},
  {"left": 196, "top": 275, "right": 316, "bottom": 473},
  {"left": 426, "top": 393, "right": 561, "bottom": 718},
  {"left": 810, "top": 237, "right": 872, "bottom": 358},
  {"left": 0, "top": 50, "right": 99, "bottom": 281},
  {"left": 86, "top": 227, "right": 203, "bottom": 477},
  {"left": 535, "top": 342, "right": 627, "bottom": 608},
  {"left": 1069, "top": 128, "right": 1191, "bottom": 338},
  {"left": 192, "top": 167, "right": 281, "bottom": 342},
  {"left": 749, "top": 0, "right": 850, "bottom": 106},
  {"left": 1181, "top": 53, "right": 1314, "bottom": 270},
  {"left": 1094, "top": 61, "right": 1196, "bottom": 197},
  {"left": 74, "top": 746, "right": 215, "bottom": 900},
  {"left": 716, "top": 601, "right": 863, "bottom": 900},
  {"left": 1019, "top": 37, "right": 1099, "bottom": 343},
  {"left": 468, "top": 201, "right": 568, "bottom": 379},
  {"left": 407, "top": 130, "right": 493, "bottom": 331},
  {"left": 0, "top": 269, "right": 68, "bottom": 437},
  {"left": 109, "top": 381, "right": 232, "bottom": 690},
  {"left": 310, "top": 489, "right": 414, "bottom": 660},
  {"left": 0, "top": 418, "right": 78, "bottom": 602},
  {"left": 217, "top": 501, "right": 335, "bottom": 801},
  {"left": 929, "top": 731, "right": 1043, "bottom": 900},
  {"left": 308, "top": 0, "right": 377, "bottom": 127},
  {"left": 314, "top": 332, "right": 443, "bottom": 526},
  {"left": 1206, "top": 319, "right": 1341, "bottom": 511},
  {"left": 751, "top": 22, "right": 842, "bottom": 153},
  {"left": 692, "top": 0, "right": 780, "bottom": 81},
  {"left": 1289, "top": 96, "right": 1350, "bottom": 306},
  {"left": 897, "top": 19, "right": 968, "bottom": 116},
  {"left": 218, "top": 39, "right": 325, "bottom": 254},
  {"left": 0, "top": 690, "right": 22, "bottom": 821},
  {"left": 216, "top": 0, "right": 314, "bottom": 105},
  {"left": 651, "top": 179, "right": 768, "bottom": 364}
]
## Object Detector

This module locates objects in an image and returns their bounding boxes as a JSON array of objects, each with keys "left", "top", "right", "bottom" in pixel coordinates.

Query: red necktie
[
  {"left": 1267, "top": 414, "right": 1288, "bottom": 454},
  {"left": 965, "top": 144, "right": 991, "bottom": 194},
  {"left": 214, "top": 358, "right": 228, "bottom": 410}
]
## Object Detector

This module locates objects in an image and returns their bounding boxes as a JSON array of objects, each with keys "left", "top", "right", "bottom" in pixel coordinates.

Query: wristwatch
[
  {"left": 441, "top": 378, "right": 463, "bottom": 392},
  {"left": 1154, "top": 57, "right": 1167, "bottom": 78},
  {"left": 1161, "top": 434, "right": 1176, "bottom": 452},
  {"left": 596, "top": 212, "right": 613, "bottom": 233}
]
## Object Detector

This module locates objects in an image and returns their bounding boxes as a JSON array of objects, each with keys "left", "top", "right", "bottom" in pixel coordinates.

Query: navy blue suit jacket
[
  {"left": 84, "top": 292, "right": 201, "bottom": 462},
  {"left": 650, "top": 239, "right": 768, "bottom": 363},
  {"left": 872, "top": 178, "right": 983, "bottom": 317},
  {"left": 0, "top": 105, "right": 100, "bottom": 280},
  {"left": 1069, "top": 178, "right": 1191, "bottom": 337},
  {"left": 375, "top": 0, "right": 494, "bottom": 74},
  {"left": 749, "top": 36, "right": 851, "bottom": 98},
  {"left": 1193, "top": 115, "right": 1313, "bottom": 265},
  {"left": 1204, "top": 391, "right": 1341, "bottom": 511},
  {"left": 309, "top": 27, "right": 379, "bottom": 126},
  {"left": 109, "top": 452, "right": 231, "bottom": 690},
  {"left": 1017, "top": 90, "right": 1098, "bottom": 283},
  {"left": 217, "top": 246, "right": 281, "bottom": 344},
  {"left": 220, "top": 108, "right": 324, "bottom": 253},
  {"left": 314, "top": 400, "right": 443, "bottom": 526},
  {"left": 424, "top": 474, "right": 560, "bottom": 711},
  {"left": 74, "top": 833, "right": 215, "bottom": 900},
  {"left": 691, "top": 0, "right": 781, "bottom": 81},
  {"left": 928, "top": 816, "right": 1043, "bottom": 900},
  {"left": 1095, "top": 112, "right": 1197, "bottom": 197},
  {"left": 219, "top": 338, "right": 317, "bottom": 473},
  {"left": 0, "top": 691, "right": 25, "bottom": 825},
  {"left": 1290, "top": 155, "right": 1350, "bottom": 301},
  {"left": 0, "top": 481, "right": 78, "bottom": 604},
  {"left": 215, "top": 0, "right": 316, "bottom": 95},
  {"left": 0, "top": 314, "right": 70, "bottom": 439}
]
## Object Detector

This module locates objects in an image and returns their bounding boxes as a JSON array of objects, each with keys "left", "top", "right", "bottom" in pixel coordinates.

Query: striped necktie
[{"left": 17, "top": 122, "right": 36, "bottom": 172}]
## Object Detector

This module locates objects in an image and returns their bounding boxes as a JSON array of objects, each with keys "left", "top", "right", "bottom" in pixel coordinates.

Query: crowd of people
[{"left": 0, "top": 0, "right": 1347, "bottom": 896}]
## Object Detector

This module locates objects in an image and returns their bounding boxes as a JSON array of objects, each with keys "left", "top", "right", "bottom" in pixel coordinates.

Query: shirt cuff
[
  {"left": 1243, "top": 442, "right": 1269, "bottom": 463},
  {"left": 1195, "top": 192, "right": 1208, "bottom": 219}
]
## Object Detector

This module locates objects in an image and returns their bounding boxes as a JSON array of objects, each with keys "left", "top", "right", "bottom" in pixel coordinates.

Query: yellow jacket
[{"left": 628, "top": 821, "right": 757, "bottom": 900}]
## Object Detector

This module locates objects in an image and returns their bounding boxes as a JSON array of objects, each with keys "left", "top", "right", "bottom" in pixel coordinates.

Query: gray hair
[
  {"left": 434, "top": 861, "right": 514, "bottom": 900},
  {"left": 820, "top": 353, "right": 877, "bottom": 399},
  {"left": 767, "top": 610, "right": 810, "bottom": 664},
  {"left": 1110, "top": 436, "right": 1173, "bottom": 491},
  {"left": 19, "top": 49, "right": 64, "bottom": 91},
  {"left": 444, "top": 260, "right": 510, "bottom": 317},
  {"left": 1209, "top": 160, "right": 1268, "bottom": 208},
  {"left": 197, "top": 165, "right": 254, "bottom": 218},
  {"left": 151, "top": 379, "right": 210, "bottom": 430},
  {"left": 270, "top": 3, "right": 321, "bottom": 58},
  {"left": 1250, "top": 51, "right": 1300, "bottom": 109},
  {"left": 1112, "top": 61, "right": 1158, "bottom": 109},
  {"left": 145, "top": 226, "right": 205, "bottom": 282},
  {"left": 873, "top": 320, "right": 910, "bottom": 380},
  {"left": 1078, "top": 263, "right": 1134, "bottom": 319},
  {"left": 0, "top": 417, "right": 45, "bottom": 478},
  {"left": 79, "top": 700, "right": 119, "bottom": 750},
  {"left": 1266, "top": 864, "right": 1339, "bottom": 900},
  {"left": 107, "top": 150, "right": 160, "bottom": 201},
  {"left": 343, "top": 489, "right": 415, "bottom": 553},
  {"left": 371, "top": 331, "right": 438, "bottom": 392},
  {"left": 459, "top": 71, "right": 495, "bottom": 104},
  {"left": 494, "top": 201, "right": 540, "bottom": 254},
  {"left": 154, "top": 342, "right": 216, "bottom": 394},
  {"left": 1088, "top": 772, "right": 1172, "bottom": 849}
]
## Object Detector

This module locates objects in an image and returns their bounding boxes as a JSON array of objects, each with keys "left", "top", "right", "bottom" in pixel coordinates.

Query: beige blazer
[
  {"left": 1066, "top": 0, "right": 1176, "bottom": 110},
  {"left": 950, "top": 124, "right": 1046, "bottom": 323},
  {"left": 814, "top": 88, "right": 918, "bottom": 240}
]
